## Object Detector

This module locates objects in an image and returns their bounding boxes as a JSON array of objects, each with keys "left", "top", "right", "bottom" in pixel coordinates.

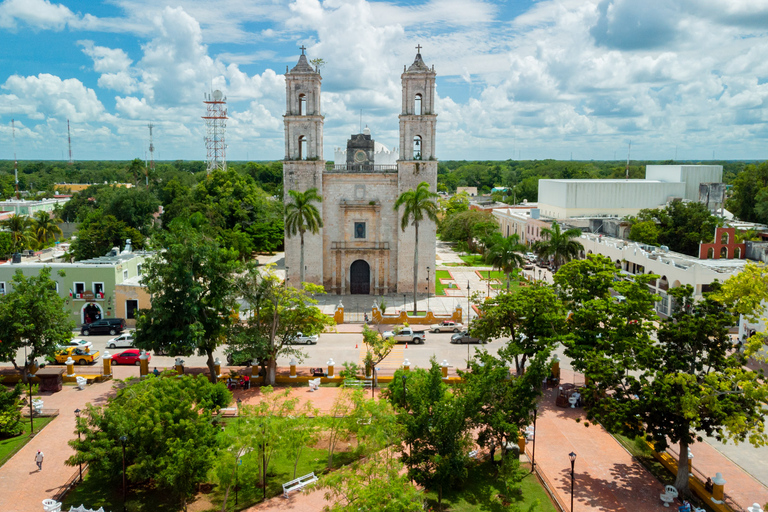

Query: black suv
[{"left": 81, "top": 318, "right": 126, "bottom": 336}]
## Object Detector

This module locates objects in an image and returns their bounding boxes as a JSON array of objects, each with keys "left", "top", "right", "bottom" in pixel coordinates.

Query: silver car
[
  {"left": 107, "top": 333, "right": 135, "bottom": 349},
  {"left": 450, "top": 331, "right": 485, "bottom": 344}
]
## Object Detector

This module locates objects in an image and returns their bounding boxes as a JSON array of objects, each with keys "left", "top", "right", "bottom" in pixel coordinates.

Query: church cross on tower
[
  {"left": 300, "top": 45, "right": 306, "bottom": 55},
  {"left": 416, "top": 44, "right": 422, "bottom": 53}
]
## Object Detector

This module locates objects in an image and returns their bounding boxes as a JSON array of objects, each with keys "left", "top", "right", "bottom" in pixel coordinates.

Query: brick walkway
[
  {"left": 529, "top": 370, "right": 668, "bottom": 512},
  {"left": 0, "top": 378, "right": 116, "bottom": 512}
]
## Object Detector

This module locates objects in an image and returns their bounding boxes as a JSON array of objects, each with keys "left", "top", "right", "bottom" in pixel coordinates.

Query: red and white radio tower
[
  {"left": 203, "top": 90, "right": 227, "bottom": 173},
  {"left": 67, "top": 119, "right": 73, "bottom": 165}
]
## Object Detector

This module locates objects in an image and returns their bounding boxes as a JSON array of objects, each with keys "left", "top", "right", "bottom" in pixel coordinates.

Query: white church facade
[{"left": 282, "top": 49, "right": 438, "bottom": 295}]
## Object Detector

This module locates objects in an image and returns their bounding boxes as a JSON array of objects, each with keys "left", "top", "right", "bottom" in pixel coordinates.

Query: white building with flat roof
[{"left": 538, "top": 165, "right": 723, "bottom": 219}]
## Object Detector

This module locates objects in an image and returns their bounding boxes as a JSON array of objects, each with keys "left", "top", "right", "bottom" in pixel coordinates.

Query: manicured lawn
[
  {"left": 421, "top": 459, "right": 558, "bottom": 512},
  {"left": 478, "top": 271, "right": 524, "bottom": 292},
  {"left": 435, "top": 270, "right": 453, "bottom": 296},
  {"left": 0, "top": 416, "right": 55, "bottom": 468},
  {"left": 459, "top": 254, "right": 487, "bottom": 266}
]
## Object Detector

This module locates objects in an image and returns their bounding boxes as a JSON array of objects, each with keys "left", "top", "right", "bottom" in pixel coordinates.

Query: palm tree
[
  {"left": 533, "top": 222, "right": 584, "bottom": 270},
  {"left": 31, "top": 210, "right": 63, "bottom": 247},
  {"left": 394, "top": 181, "right": 439, "bottom": 314},
  {"left": 1, "top": 214, "right": 34, "bottom": 253},
  {"left": 284, "top": 188, "right": 323, "bottom": 287},
  {"left": 487, "top": 233, "right": 527, "bottom": 291}
]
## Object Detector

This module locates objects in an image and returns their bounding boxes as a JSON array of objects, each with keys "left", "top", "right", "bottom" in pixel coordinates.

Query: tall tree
[
  {"left": 0, "top": 267, "right": 74, "bottom": 385},
  {"left": 486, "top": 234, "right": 527, "bottom": 291},
  {"left": 584, "top": 285, "right": 768, "bottom": 496},
  {"left": 532, "top": 221, "right": 583, "bottom": 270},
  {"left": 627, "top": 201, "right": 723, "bottom": 256},
  {"left": 134, "top": 223, "right": 240, "bottom": 383},
  {"left": 389, "top": 359, "right": 470, "bottom": 507},
  {"left": 472, "top": 283, "right": 566, "bottom": 375},
  {"left": 31, "top": 210, "right": 63, "bottom": 247},
  {"left": 228, "top": 264, "right": 332, "bottom": 385},
  {"left": 394, "top": 181, "right": 439, "bottom": 314},
  {"left": 284, "top": 187, "right": 323, "bottom": 287},
  {"left": 0, "top": 214, "right": 33, "bottom": 253}
]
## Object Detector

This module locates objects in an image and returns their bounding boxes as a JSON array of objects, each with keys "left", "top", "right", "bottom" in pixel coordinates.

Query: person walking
[{"left": 35, "top": 450, "right": 44, "bottom": 471}]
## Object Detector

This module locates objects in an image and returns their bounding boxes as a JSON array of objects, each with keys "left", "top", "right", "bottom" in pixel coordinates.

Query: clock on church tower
[{"left": 345, "top": 127, "right": 375, "bottom": 169}]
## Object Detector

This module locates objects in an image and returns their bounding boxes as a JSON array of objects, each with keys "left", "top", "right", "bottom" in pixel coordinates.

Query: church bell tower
[
  {"left": 283, "top": 47, "right": 324, "bottom": 287},
  {"left": 396, "top": 47, "right": 438, "bottom": 293}
]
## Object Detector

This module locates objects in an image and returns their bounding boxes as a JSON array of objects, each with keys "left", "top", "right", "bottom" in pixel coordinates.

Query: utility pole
[
  {"left": 67, "top": 119, "right": 73, "bottom": 165},
  {"left": 625, "top": 140, "right": 631, "bottom": 179},
  {"left": 12, "top": 119, "right": 19, "bottom": 199}
]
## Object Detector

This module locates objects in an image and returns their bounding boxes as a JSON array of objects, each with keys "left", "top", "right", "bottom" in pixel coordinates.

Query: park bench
[
  {"left": 343, "top": 379, "right": 373, "bottom": 389},
  {"left": 468, "top": 450, "right": 478, "bottom": 459},
  {"left": 660, "top": 484, "right": 678, "bottom": 507},
  {"left": 32, "top": 398, "right": 44, "bottom": 415},
  {"left": 308, "top": 378, "right": 321, "bottom": 391},
  {"left": 282, "top": 472, "right": 318, "bottom": 497},
  {"left": 524, "top": 426, "right": 535, "bottom": 442},
  {"left": 220, "top": 407, "right": 238, "bottom": 417},
  {"left": 76, "top": 376, "right": 87, "bottom": 390}
]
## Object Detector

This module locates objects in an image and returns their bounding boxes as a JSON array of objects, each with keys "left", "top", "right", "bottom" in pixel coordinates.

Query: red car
[{"left": 112, "top": 349, "right": 150, "bottom": 366}]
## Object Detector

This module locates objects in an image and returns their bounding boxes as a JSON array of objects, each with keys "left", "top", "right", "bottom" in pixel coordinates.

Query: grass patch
[
  {"left": 477, "top": 271, "right": 524, "bottom": 293},
  {"left": 459, "top": 254, "right": 487, "bottom": 267},
  {"left": 421, "top": 459, "right": 558, "bottom": 512},
  {"left": 0, "top": 416, "right": 55, "bottom": 468},
  {"left": 435, "top": 270, "right": 454, "bottom": 296}
]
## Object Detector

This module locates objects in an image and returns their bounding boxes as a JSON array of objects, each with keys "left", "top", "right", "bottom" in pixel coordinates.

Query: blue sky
[{"left": 1, "top": 0, "right": 767, "bottom": 162}]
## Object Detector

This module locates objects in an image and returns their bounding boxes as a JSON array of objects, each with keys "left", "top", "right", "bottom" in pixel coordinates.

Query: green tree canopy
[
  {"left": 68, "top": 213, "right": 147, "bottom": 261},
  {"left": 134, "top": 223, "right": 241, "bottom": 383},
  {"left": 486, "top": 234, "right": 527, "bottom": 291},
  {"left": 627, "top": 201, "right": 723, "bottom": 256},
  {"left": 0, "top": 267, "right": 74, "bottom": 383},
  {"left": 68, "top": 375, "right": 230, "bottom": 510},
  {"left": 533, "top": 221, "right": 583, "bottom": 269}
]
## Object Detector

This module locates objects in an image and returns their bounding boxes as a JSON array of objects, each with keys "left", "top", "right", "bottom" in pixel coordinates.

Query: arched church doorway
[
  {"left": 82, "top": 303, "right": 103, "bottom": 324},
  {"left": 350, "top": 260, "right": 370, "bottom": 295}
]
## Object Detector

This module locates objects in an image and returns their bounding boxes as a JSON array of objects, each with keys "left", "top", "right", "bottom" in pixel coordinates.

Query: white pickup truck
[
  {"left": 288, "top": 332, "right": 318, "bottom": 345},
  {"left": 382, "top": 327, "right": 427, "bottom": 344}
]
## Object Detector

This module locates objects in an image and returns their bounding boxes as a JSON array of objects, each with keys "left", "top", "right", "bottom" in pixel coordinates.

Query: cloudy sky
[{"left": 0, "top": 0, "right": 767, "bottom": 162}]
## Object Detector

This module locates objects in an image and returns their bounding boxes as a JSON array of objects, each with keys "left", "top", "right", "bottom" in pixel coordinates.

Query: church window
[
  {"left": 354, "top": 222, "right": 366, "bottom": 239},
  {"left": 299, "top": 136, "right": 307, "bottom": 160},
  {"left": 414, "top": 94, "right": 422, "bottom": 115},
  {"left": 413, "top": 136, "right": 422, "bottom": 160},
  {"left": 299, "top": 94, "right": 307, "bottom": 116}
]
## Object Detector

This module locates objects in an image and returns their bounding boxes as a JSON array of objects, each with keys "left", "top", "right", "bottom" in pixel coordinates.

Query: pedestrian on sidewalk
[{"left": 35, "top": 450, "right": 44, "bottom": 471}]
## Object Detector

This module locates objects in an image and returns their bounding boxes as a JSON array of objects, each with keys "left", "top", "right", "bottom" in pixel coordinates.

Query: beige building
[
  {"left": 115, "top": 276, "right": 151, "bottom": 327},
  {"left": 282, "top": 49, "right": 438, "bottom": 295}
]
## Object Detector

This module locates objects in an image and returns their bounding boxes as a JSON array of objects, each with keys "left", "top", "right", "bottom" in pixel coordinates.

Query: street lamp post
[
  {"left": 531, "top": 404, "right": 538, "bottom": 472},
  {"left": 538, "top": 269, "right": 542, "bottom": 282},
  {"left": 120, "top": 435, "right": 128, "bottom": 512},
  {"left": 24, "top": 345, "right": 33, "bottom": 435},
  {"left": 403, "top": 293, "right": 406, "bottom": 313},
  {"left": 285, "top": 266, "right": 289, "bottom": 288},
  {"left": 426, "top": 266, "right": 430, "bottom": 312},
  {"left": 467, "top": 281, "right": 471, "bottom": 368},
  {"left": 236, "top": 398, "right": 242, "bottom": 506},
  {"left": 569, "top": 452, "right": 577, "bottom": 512},
  {"left": 74, "top": 409, "right": 82, "bottom": 482}
]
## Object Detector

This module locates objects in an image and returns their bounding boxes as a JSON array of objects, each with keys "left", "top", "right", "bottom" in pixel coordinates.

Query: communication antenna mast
[
  {"left": 147, "top": 123, "right": 155, "bottom": 187},
  {"left": 67, "top": 119, "right": 73, "bottom": 165},
  {"left": 625, "top": 140, "right": 631, "bottom": 179},
  {"left": 203, "top": 90, "right": 228, "bottom": 173},
  {"left": 12, "top": 119, "right": 19, "bottom": 199}
]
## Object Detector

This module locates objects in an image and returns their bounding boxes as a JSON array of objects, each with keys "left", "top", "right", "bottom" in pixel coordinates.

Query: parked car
[
  {"left": 112, "top": 349, "right": 149, "bottom": 366},
  {"left": 107, "top": 333, "right": 135, "bottom": 349},
  {"left": 382, "top": 327, "right": 427, "bottom": 344},
  {"left": 81, "top": 318, "right": 126, "bottom": 336},
  {"left": 54, "top": 346, "right": 100, "bottom": 365},
  {"left": 450, "top": 331, "right": 485, "bottom": 344},
  {"left": 288, "top": 332, "right": 318, "bottom": 345},
  {"left": 430, "top": 321, "right": 463, "bottom": 333},
  {"left": 58, "top": 338, "right": 93, "bottom": 350}
]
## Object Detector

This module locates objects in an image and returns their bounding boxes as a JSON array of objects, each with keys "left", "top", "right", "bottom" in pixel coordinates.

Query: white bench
[
  {"left": 282, "top": 472, "right": 318, "bottom": 497},
  {"left": 76, "top": 376, "right": 87, "bottom": 390},
  {"left": 32, "top": 398, "right": 44, "bottom": 415},
  {"left": 660, "top": 484, "right": 678, "bottom": 507},
  {"left": 344, "top": 379, "right": 373, "bottom": 389},
  {"left": 308, "top": 378, "right": 321, "bottom": 391},
  {"left": 524, "top": 426, "right": 535, "bottom": 442},
  {"left": 468, "top": 450, "right": 478, "bottom": 459}
]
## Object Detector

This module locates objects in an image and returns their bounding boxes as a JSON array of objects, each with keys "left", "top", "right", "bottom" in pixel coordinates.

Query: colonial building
[{"left": 283, "top": 48, "right": 438, "bottom": 295}]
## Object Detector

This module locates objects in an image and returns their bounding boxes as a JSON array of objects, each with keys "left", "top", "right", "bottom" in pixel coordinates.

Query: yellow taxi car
[{"left": 54, "top": 346, "right": 100, "bottom": 365}]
